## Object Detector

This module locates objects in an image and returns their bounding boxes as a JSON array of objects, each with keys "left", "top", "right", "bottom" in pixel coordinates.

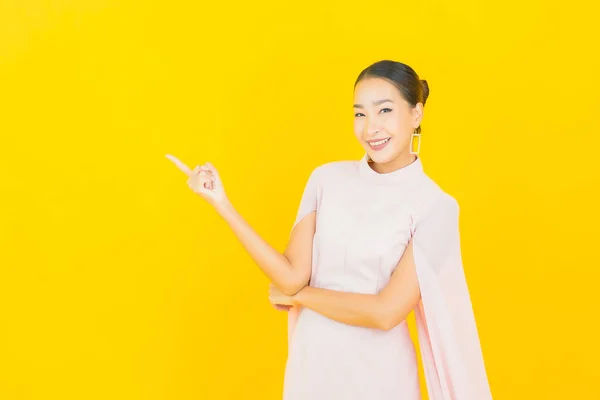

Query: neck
[{"left": 369, "top": 152, "right": 417, "bottom": 174}]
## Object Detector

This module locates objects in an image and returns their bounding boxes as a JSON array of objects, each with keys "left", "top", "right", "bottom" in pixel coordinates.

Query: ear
[{"left": 412, "top": 102, "right": 424, "bottom": 129}]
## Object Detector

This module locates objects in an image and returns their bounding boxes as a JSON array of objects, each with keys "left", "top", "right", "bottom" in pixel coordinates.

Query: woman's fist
[
  {"left": 166, "top": 154, "right": 229, "bottom": 208},
  {"left": 269, "top": 283, "right": 295, "bottom": 311}
]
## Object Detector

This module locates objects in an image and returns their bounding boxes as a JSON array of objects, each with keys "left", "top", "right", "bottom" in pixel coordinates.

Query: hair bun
[{"left": 420, "top": 79, "right": 429, "bottom": 105}]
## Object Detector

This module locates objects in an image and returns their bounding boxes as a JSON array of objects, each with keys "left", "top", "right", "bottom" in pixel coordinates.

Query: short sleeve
[
  {"left": 412, "top": 194, "right": 461, "bottom": 276},
  {"left": 290, "top": 167, "right": 321, "bottom": 233}
]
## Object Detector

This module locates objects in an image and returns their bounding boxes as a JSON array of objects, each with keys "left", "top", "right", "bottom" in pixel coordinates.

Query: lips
[
  {"left": 367, "top": 137, "right": 391, "bottom": 151},
  {"left": 368, "top": 138, "right": 390, "bottom": 145}
]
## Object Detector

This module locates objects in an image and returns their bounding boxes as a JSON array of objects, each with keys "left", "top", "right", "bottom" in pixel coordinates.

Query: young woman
[{"left": 166, "top": 60, "right": 492, "bottom": 400}]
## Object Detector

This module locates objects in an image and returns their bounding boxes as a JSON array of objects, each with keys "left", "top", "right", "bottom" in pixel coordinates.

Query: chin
[{"left": 369, "top": 151, "right": 397, "bottom": 164}]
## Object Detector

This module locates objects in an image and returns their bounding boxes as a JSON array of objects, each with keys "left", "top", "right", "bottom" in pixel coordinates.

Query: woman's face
[{"left": 353, "top": 77, "right": 423, "bottom": 165}]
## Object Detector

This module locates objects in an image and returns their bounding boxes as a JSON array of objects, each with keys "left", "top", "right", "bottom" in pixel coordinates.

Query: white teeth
[{"left": 370, "top": 138, "right": 390, "bottom": 146}]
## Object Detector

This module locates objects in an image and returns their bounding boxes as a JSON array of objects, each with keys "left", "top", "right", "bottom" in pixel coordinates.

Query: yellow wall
[{"left": 1, "top": 1, "right": 599, "bottom": 399}]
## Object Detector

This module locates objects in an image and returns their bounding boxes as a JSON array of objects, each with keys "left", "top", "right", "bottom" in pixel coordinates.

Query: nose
[{"left": 366, "top": 119, "right": 382, "bottom": 137}]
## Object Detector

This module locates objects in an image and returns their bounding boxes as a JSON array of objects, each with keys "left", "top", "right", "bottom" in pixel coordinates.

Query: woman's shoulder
[
  {"left": 308, "top": 159, "right": 359, "bottom": 180},
  {"left": 413, "top": 173, "right": 460, "bottom": 218}
]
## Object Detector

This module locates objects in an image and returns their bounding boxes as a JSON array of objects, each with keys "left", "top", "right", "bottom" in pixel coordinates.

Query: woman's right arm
[
  {"left": 165, "top": 154, "right": 315, "bottom": 296},
  {"left": 216, "top": 202, "right": 315, "bottom": 296}
]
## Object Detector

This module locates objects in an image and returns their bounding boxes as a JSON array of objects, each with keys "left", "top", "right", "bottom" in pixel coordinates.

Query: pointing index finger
[{"left": 165, "top": 154, "right": 192, "bottom": 176}]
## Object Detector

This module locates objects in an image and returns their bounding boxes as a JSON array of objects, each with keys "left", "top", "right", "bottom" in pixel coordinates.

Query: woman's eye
[
  {"left": 354, "top": 112, "right": 365, "bottom": 117},
  {"left": 380, "top": 108, "right": 392, "bottom": 114}
]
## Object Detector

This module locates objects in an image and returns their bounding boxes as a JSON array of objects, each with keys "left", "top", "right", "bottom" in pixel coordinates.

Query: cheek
[
  {"left": 384, "top": 115, "right": 404, "bottom": 132},
  {"left": 353, "top": 119, "right": 365, "bottom": 137}
]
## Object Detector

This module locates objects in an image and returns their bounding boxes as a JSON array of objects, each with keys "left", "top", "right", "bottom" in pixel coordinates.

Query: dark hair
[{"left": 354, "top": 60, "right": 429, "bottom": 134}]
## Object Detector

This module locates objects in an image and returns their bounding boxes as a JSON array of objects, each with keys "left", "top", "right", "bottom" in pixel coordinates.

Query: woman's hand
[
  {"left": 165, "top": 154, "right": 229, "bottom": 209},
  {"left": 269, "top": 283, "right": 296, "bottom": 311}
]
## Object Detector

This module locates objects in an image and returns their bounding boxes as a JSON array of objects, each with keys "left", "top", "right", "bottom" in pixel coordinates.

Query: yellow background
[{"left": 1, "top": 1, "right": 599, "bottom": 399}]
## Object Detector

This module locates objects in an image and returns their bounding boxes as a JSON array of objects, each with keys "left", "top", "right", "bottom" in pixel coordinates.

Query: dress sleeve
[
  {"left": 290, "top": 166, "right": 321, "bottom": 234},
  {"left": 411, "top": 194, "right": 493, "bottom": 400}
]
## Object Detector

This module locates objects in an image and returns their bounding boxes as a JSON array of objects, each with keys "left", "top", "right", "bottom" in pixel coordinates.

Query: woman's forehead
[{"left": 355, "top": 78, "right": 399, "bottom": 98}]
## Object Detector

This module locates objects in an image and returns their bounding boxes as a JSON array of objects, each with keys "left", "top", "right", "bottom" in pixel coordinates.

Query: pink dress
[{"left": 283, "top": 155, "right": 492, "bottom": 400}]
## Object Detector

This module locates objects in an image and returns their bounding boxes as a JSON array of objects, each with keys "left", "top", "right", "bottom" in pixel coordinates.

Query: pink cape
[{"left": 285, "top": 157, "right": 492, "bottom": 399}]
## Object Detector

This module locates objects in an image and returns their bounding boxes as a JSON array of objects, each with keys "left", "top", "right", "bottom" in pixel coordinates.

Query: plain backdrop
[{"left": 1, "top": 0, "right": 599, "bottom": 399}]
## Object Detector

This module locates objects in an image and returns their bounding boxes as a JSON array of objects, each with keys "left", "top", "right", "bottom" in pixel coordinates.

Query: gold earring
[{"left": 410, "top": 129, "right": 421, "bottom": 155}]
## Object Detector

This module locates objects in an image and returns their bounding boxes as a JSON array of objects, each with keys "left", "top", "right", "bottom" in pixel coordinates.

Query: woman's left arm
[{"left": 275, "top": 240, "right": 421, "bottom": 331}]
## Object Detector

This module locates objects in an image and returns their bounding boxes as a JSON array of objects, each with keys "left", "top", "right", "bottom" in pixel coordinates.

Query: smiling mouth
[
  {"left": 368, "top": 138, "right": 391, "bottom": 146},
  {"left": 367, "top": 138, "right": 391, "bottom": 150}
]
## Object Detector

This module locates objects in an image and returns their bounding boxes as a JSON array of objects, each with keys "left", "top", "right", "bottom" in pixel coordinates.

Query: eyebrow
[{"left": 353, "top": 99, "right": 394, "bottom": 108}]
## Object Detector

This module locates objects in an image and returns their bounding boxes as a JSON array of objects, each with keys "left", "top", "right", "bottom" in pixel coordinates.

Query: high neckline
[{"left": 358, "top": 153, "right": 424, "bottom": 183}]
